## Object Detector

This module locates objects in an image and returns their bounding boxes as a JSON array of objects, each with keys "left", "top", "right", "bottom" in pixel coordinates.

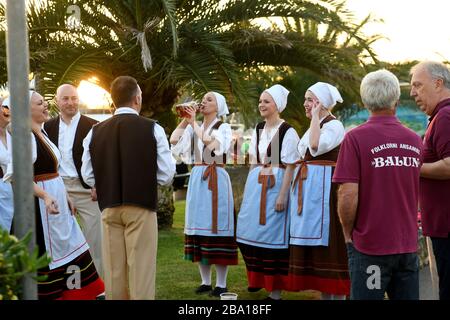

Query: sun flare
[{"left": 77, "top": 79, "right": 111, "bottom": 110}]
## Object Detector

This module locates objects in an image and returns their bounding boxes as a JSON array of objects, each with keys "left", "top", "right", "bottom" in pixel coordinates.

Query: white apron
[
  {"left": 289, "top": 164, "right": 332, "bottom": 246},
  {"left": 184, "top": 165, "right": 234, "bottom": 237},
  {"left": 236, "top": 166, "right": 290, "bottom": 249}
]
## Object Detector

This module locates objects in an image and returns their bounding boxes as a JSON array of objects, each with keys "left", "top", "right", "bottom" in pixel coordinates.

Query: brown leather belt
[
  {"left": 194, "top": 163, "right": 225, "bottom": 234},
  {"left": 257, "top": 164, "right": 286, "bottom": 225},
  {"left": 292, "top": 160, "right": 336, "bottom": 215},
  {"left": 34, "top": 172, "right": 59, "bottom": 182}
]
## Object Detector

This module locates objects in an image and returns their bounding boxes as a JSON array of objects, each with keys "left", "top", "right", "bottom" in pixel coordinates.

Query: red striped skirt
[
  {"left": 238, "top": 243, "right": 289, "bottom": 292},
  {"left": 184, "top": 235, "right": 238, "bottom": 265},
  {"left": 37, "top": 250, "right": 104, "bottom": 300}
]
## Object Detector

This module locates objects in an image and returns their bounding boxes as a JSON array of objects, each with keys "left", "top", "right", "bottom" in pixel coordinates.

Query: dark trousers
[
  {"left": 346, "top": 243, "right": 419, "bottom": 300},
  {"left": 431, "top": 234, "right": 450, "bottom": 300}
]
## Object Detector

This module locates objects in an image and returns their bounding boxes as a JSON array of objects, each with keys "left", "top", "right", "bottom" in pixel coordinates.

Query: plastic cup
[{"left": 220, "top": 292, "right": 238, "bottom": 300}]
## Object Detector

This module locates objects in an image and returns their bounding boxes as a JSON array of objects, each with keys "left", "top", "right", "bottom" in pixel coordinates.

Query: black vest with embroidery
[
  {"left": 255, "top": 121, "right": 292, "bottom": 165},
  {"left": 304, "top": 115, "right": 340, "bottom": 162},
  {"left": 89, "top": 114, "right": 158, "bottom": 212}
]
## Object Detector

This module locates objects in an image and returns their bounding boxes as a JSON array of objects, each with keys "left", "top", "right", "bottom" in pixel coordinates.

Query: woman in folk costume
[
  {"left": 170, "top": 92, "right": 237, "bottom": 297},
  {"left": 236, "top": 85, "right": 300, "bottom": 300},
  {"left": 4, "top": 91, "right": 104, "bottom": 300},
  {"left": 288, "top": 82, "right": 350, "bottom": 299},
  {"left": 0, "top": 97, "right": 13, "bottom": 232}
]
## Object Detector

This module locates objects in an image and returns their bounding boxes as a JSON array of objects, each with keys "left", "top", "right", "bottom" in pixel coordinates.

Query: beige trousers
[
  {"left": 63, "top": 177, "right": 103, "bottom": 277},
  {"left": 102, "top": 205, "right": 158, "bottom": 300}
]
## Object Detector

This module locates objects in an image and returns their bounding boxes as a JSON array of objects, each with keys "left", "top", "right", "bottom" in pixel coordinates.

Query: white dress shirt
[
  {"left": 297, "top": 116, "right": 345, "bottom": 159},
  {"left": 58, "top": 112, "right": 81, "bottom": 178},
  {"left": 81, "top": 107, "right": 176, "bottom": 187}
]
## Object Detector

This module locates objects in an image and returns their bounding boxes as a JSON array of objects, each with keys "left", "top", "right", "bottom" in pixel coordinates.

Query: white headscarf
[
  {"left": 211, "top": 92, "right": 229, "bottom": 117},
  {"left": 307, "top": 82, "right": 343, "bottom": 110},
  {"left": 265, "top": 84, "right": 290, "bottom": 113},
  {"left": 2, "top": 91, "right": 36, "bottom": 109}
]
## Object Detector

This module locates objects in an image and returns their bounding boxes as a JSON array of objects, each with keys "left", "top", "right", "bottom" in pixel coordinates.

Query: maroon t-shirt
[
  {"left": 420, "top": 99, "right": 450, "bottom": 238},
  {"left": 333, "top": 115, "right": 423, "bottom": 255}
]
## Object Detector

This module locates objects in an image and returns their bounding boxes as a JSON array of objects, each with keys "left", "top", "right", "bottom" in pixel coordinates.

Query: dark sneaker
[
  {"left": 210, "top": 287, "right": 228, "bottom": 297},
  {"left": 195, "top": 284, "right": 212, "bottom": 294},
  {"left": 248, "top": 287, "right": 262, "bottom": 292}
]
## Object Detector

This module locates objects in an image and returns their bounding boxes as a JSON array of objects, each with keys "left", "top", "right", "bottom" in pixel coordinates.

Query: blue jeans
[
  {"left": 346, "top": 243, "right": 419, "bottom": 300},
  {"left": 431, "top": 234, "right": 450, "bottom": 300}
]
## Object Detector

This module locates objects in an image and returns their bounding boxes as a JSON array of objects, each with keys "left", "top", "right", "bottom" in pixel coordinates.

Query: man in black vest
[
  {"left": 81, "top": 76, "right": 175, "bottom": 300},
  {"left": 44, "top": 84, "right": 103, "bottom": 277}
]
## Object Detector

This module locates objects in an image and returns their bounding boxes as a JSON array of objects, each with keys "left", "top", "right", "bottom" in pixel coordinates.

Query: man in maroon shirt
[
  {"left": 333, "top": 69, "right": 423, "bottom": 300},
  {"left": 410, "top": 61, "right": 450, "bottom": 300}
]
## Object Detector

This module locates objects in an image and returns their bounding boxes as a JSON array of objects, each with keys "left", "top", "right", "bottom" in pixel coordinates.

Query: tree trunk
[
  {"left": 157, "top": 185, "right": 175, "bottom": 230},
  {"left": 226, "top": 165, "right": 249, "bottom": 213}
]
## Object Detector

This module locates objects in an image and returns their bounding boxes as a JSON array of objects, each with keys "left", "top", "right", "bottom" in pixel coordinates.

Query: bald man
[{"left": 44, "top": 84, "right": 103, "bottom": 277}]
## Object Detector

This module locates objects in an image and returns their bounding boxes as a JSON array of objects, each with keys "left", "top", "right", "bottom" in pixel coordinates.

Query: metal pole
[{"left": 5, "top": 0, "right": 37, "bottom": 300}]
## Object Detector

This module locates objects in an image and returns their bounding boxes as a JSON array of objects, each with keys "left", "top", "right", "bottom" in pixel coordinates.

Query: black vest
[
  {"left": 32, "top": 131, "right": 58, "bottom": 176},
  {"left": 89, "top": 113, "right": 158, "bottom": 212},
  {"left": 304, "top": 115, "right": 340, "bottom": 162},
  {"left": 44, "top": 114, "right": 98, "bottom": 188},
  {"left": 255, "top": 121, "right": 292, "bottom": 164}
]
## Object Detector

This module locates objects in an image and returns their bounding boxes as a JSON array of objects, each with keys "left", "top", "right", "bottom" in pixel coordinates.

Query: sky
[{"left": 344, "top": 0, "right": 450, "bottom": 63}]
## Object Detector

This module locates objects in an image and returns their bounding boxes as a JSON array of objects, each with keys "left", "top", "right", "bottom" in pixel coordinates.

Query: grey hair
[
  {"left": 360, "top": 69, "right": 400, "bottom": 111},
  {"left": 410, "top": 61, "right": 450, "bottom": 89}
]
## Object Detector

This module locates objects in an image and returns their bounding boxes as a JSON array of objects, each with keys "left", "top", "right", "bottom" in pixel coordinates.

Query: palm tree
[{"left": 0, "top": 0, "right": 379, "bottom": 131}]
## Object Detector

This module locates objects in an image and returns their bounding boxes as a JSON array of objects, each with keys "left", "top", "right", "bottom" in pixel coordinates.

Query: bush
[{"left": 0, "top": 228, "right": 50, "bottom": 300}]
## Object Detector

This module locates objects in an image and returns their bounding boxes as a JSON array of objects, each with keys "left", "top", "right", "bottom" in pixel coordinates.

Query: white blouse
[
  {"left": 298, "top": 117, "right": 345, "bottom": 159},
  {"left": 171, "top": 118, "right": 232, "bottom": 164},
  {"left": 249, "top": 121, "right": 300, "bottom": 165},
  {"left": 0, "top": 138, "right": 9, "bottom": 174},
  {"left": 4, "top": 131, "right": 61, "bottom": 182}
]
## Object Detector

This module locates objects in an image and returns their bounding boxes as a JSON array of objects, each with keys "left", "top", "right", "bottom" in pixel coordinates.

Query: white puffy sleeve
[
  {"left": 309, "top": 120, "right": 345, "bottom": 157},
  {"left": 154, "top": 123, "right": 176, "bottom": 186},
  {"left": 81, "top": 129, "right": 95, "bottom": 188},
  {"left": 171, "top": 125, "right": 194, "bottom": 164},
  {"left": 210, "top": 123, "right": 232, "bottom": 155},
  {"left": 281, "top": 127, "right": 300, "bottom": 164}
]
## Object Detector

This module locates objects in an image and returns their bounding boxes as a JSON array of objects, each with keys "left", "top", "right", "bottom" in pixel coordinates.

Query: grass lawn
[{"left": 155, "top": 200, "right": 320, "bottom": 300}]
